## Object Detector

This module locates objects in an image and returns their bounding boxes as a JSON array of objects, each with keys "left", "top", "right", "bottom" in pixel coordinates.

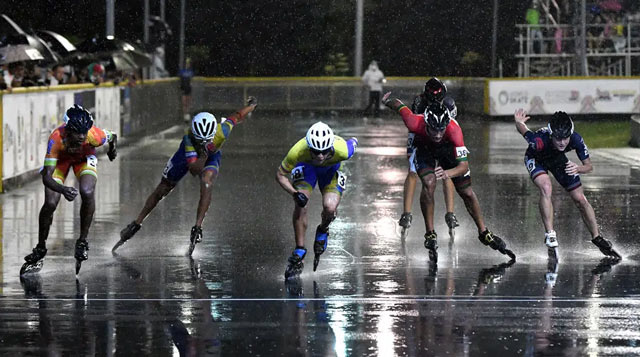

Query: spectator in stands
[
  {"left": 89, "top": 63, "right": 105, "bottom": 85},
  {"left": 361, "top": 60, "right": 386, "bottom": 117},
  {"left": 588, "top": 6, "right": 606, "bottom": 52},
  {"left": 47, "top": 64, "right": 66, "bottom": 86},
  {"left": 4, "top": 62, "right": 25, "bottom": 89},
  {"left": 526, "top": 0, "right": 545, "bottom": 54},
  {"left": 20, "top": 64, "right": 44, "bottom": 87},
  {"left": 0, "top": 68, "right": 7, "bottom": 90}
]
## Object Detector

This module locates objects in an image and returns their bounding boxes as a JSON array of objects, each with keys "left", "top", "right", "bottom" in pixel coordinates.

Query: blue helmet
[{"left": 64, "top": 105, "right": 94, "bottom": 134}]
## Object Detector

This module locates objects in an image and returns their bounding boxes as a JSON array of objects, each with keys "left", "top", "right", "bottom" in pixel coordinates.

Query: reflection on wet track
[{"left": 1, "top": 115, "right": 639, "bottom": 355}]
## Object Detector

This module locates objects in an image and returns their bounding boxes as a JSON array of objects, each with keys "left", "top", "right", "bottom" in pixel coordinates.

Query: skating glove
[
  {"left": 107, "top": 134, "right": 117, "bottom": 161},
  {"left": 293, "top": 192, "right": 308, "bottom": 207},
  {"left": 381, "top": 91, "right": 403, "bottom": 111},
  {"left": 247, "top": 96, "right": 258, "bottom": 107}
]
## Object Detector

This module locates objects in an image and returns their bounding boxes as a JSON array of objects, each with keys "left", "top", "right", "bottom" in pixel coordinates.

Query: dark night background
[{"left": 2, "top": 0, "right": 534, "bottom": 77}]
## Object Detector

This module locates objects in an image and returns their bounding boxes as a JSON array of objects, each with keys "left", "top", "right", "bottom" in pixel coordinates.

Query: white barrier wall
[
  {"left": 2, "top": 87, "right": 120, "bottom": 180},
  {"left": 487, "top": 78, "right": 640, "bottom": 116}
]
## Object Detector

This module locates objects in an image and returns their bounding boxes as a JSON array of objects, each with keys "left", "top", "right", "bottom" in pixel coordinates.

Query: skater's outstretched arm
[
  {"left": 227, "top": 96, "right": 258, "bottom": 125},
  {"left": 382, "top": 91, "right": 425, "bottom": 133},
  {"left": 514, "top": 108, "right": 531, "bottom": 136}
]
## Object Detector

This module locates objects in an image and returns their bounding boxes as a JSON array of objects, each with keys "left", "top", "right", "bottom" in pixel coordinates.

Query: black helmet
[
  {"left": 548, "top": 111, "right": 573, "bottom": 139},
  {"left": 64, "top": 105, "right": 94, "bottom": 134},
  {"left": 424, "top": 102, "right": 451, "bottom": 131},
  {"left": 442, "top": 96, "right": 457, "bottom": 119},
  {"left": 424, "top": 77, "right": 447, "bottom": 103}
]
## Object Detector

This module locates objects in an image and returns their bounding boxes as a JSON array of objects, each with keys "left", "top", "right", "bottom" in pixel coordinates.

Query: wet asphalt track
[{"left": 1, "top": 113, "right": 640, "bottom": 356}]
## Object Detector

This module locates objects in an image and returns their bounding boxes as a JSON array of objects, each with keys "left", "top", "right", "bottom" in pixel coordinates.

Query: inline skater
[
  {"left": 276, "top": 122, "right": 358, "bottom": 279},
  {"left": 400, "top": 77, "right": 460, "bottom": 240},
  {"left": 21, "top": 104, "right": 118, "bottom": 275},
  {"left": 112, "top": 97, "right": 257, "bottom": 256},
  {"left": 384, "top": 93, "right": 516, "bottom": 263},
  {"left": 514, "top": 108, "right": 621, "bottom": 260}
]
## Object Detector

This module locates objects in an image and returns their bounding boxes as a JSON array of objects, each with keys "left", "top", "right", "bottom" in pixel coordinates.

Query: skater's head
[
  {"left": 443, "top": 96, "right": 457, "bottom": 119},
  {"left": 548, "top": 111, "right": 573, "bottom": 150},
  {"left": 424, "top": 77, "right": 447, "bottom": 104},
  {"left": 424, "top": 102, "right": 451, "bottom": 142},
  {"left": 190, "top": 112, "right": 217, "bottom": 143},
  {"left": 64, "top": 104, "right": 94, "bottom": 146},
  {"left": 306, "top": 121, "right": 334, "bottom": 163}
]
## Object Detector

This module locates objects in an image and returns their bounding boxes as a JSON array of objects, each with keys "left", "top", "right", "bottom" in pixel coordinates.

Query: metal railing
[{"left": 515, "top": 23, "right": 640, "bottom": 77}]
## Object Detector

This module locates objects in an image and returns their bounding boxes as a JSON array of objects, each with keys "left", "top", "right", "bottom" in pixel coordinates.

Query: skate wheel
[
  {"left": 187, "top": 242, "right": 196, "bottom": 257},
  {"left": 609, "top": 249, "right": 622, "bottom": 260},
  {"left": 313, "top": 255, "right": 320, "bottom": 272},
  {"left": 505, "top": 249, "right": 516, "bottom": 262},
  {"left": 547, "top": 247, "right": 558, "bottom": 261},
  {"left": 428, "top": 249, "right": 438, "bottom": 263},
  {"left": 75, "top": 260, "right": 83, "bottom": 275}
]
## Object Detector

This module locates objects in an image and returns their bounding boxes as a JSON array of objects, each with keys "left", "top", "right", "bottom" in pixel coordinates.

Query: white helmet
[
  {"left": 306, "top": 121, "right": 334, "bottom": 151},
  {"left": 191, "top": 112, "right": 217, "bottom": 141}
]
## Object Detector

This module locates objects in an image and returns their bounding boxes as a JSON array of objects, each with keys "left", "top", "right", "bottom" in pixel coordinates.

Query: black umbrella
[
  {"left": 4, "top": 33, "right": 59, "bottom": 64},
  {"left": 109, "top": 52, "right": 138, "bottom": 71},
  {"left": 0, "top": 44, "right": 44, "bottom": 65},
  {"left": 77, "top": 37, "right": 151, "bottom": 68},
  {"left": 36, "top": 30, "right": 76, "bottom": 57}
]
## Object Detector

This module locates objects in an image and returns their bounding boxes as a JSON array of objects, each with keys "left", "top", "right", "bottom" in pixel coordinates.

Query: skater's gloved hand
[
  {"left": 381, "top": 91, "right": 393, "bottom": 106},
  {"left": 382, "top": 91, "right": 403, "bottom": 111},
  {"left": 107, "top": 134, "right": 117, "bottom": 161},
  {"left": 246, "top": 96, "right": 258, "bottom": 107},
  {"left": 196, "top": 143, "right": 209, "bottom": 158},
  {"left": 565, "top": 160, "right": 579, "bottom": 175},
  {"left": 293, "top": 191, "right": 308, "bottom": 207},
  {"left": 434, "top": 166, "right": 449, "bottom": 180},
  {"left": 62, "top": 186, "right": 78, "bottom": 201}
]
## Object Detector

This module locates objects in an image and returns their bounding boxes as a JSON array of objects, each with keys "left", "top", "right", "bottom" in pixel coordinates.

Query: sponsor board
[{"left": 488, "top": 79, "right": 640, "bottom": 115}]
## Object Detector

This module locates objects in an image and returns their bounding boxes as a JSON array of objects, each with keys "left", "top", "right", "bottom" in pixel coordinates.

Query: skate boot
[
  {"left": 74, "top": 239, "right": 89, "bottom": 275},
  {"left": 545, "top": 230, "right": 559, "bottom": 261},
  {"left": 285, "top": 247, "right": 307, "bottom": 280},
  {"left": 313, "top": 225, "right": 328, "bottom": 272},
  {"left": 187, "top": 226, "right": 203, "bottom": 257},
  {"left": 445, "top": 212, "right": 459, "bottom": 229},
  {"left": 591, "top": 236, "right": 621, "bottom": 260},
  {"left": 398, "top": 212, "right": 413, "bottom": 237},
  {"left": 445, "top": 212, "right": 459, "bottom": 242},
  {"left": 478, "top": 229, "right": 516, "bottom": 261},
  {"left": 112, "top": 221, "right": 142, "bottom": 252},
  {"left": 20, "top": 246, "right": 48, "bottom": 276},
  {"left": 424, "top": 231, "right": 438, "bottom": 262}
]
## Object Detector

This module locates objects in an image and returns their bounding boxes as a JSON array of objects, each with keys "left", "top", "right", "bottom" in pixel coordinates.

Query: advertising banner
[
  {"left": 2, "top": 91, "right": 73, "bottom": 179},
  {"left": 487, "top": 79, "right": 640, "bottom": 116}
]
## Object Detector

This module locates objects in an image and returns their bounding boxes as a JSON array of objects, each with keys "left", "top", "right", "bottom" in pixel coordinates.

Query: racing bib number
[
  {"left": 86, "top": 155, "right": 98, "bottom": 169},
  {"left": 336, "top": 171, "right": 347, "bottom": 190},
  {"left": 291, "top": 166, "right": 305, "bottom": 182},
  {"left": 407, "top": 133, "right": 415, "bottom": 149},
  {"left": 526, "top": 158, "right": 536, "bottom": 173},
  {"left": 455, "top": 146, "right": 469, "bottom": 159}
]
